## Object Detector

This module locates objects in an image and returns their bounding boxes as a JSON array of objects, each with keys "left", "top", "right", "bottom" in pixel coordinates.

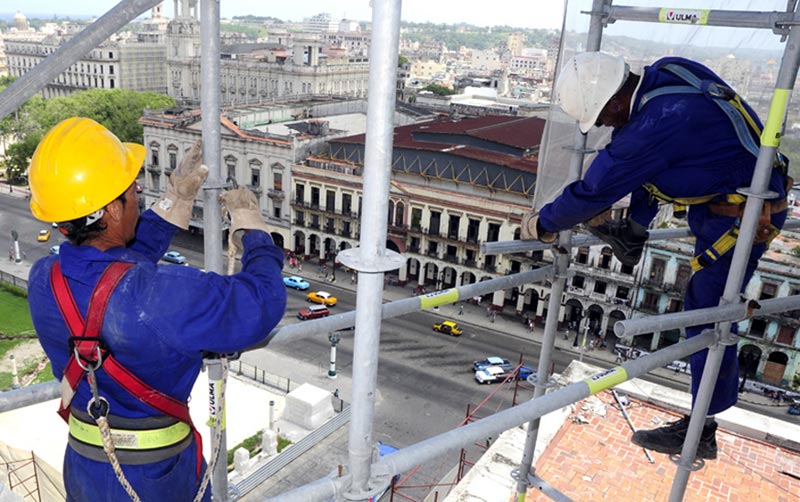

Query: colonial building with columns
[{"left": 166, "top": 0, "right": 370, "bottom": 106}]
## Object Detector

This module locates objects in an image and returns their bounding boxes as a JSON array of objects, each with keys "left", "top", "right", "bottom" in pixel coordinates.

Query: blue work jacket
[
  {"left": 28, "top": 210, "right": 286, "bottom": 501},
  {"left": 539, "top": 57, "right": 787, "bottom": 234}
]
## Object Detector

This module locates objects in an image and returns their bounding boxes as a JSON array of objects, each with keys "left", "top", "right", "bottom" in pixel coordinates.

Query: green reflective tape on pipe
[
  {"left": 584, "top": 367, "right": 628, "bottom": 395},
  {"left": 419, "top": 289, "right": 459, "bottom": 309},
  {"left": 762, "top": 88, "right": 791, "bottom": 147}
]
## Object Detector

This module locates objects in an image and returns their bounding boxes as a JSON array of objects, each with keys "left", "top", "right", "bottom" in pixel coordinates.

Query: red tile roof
[
  {"left": 334, "top": 115, "right": 543, "bottom": 173},
  {"left": 524, "top": 391, "right": 800, "bottom": 501}
]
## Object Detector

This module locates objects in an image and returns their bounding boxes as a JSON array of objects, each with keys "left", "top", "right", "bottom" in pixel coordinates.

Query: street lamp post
[{"left": 328, "top": 332, "right": 340, "bottom": 379}]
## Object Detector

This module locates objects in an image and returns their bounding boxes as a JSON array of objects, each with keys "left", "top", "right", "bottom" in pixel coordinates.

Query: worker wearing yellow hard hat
[{"left": 26, "top": 117, "right": 287, "bottom": 501}]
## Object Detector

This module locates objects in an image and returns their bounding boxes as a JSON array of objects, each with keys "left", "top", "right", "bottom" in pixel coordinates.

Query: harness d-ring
[
  {"left": 87, "top": 396, "right": 110, "bottom": 420},
  {"left": 73, "top": 345, "right": 103, "bottom": 371}
]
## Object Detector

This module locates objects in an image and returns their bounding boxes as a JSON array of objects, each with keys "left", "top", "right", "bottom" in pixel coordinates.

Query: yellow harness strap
[
  {"left": 69, "top": 414, "right": 191, "bottom": 450},
  {"left": 690, "top": 226, "right": 739, "bottom": 272}
]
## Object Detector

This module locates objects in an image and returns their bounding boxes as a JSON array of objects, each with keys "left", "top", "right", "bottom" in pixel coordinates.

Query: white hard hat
[{"left": 555, "top": 52, "right": 628, "bottom": 133}]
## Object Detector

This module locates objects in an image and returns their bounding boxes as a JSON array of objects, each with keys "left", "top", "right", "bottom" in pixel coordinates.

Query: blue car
[
  {"left": 472, "top": 356, "right": 510, "bottom": 372},
  {"left": 283, "top": 275, "right": 310, "bottom": 290},
  {"left": 162, "top": 250, "right": 187, "bottom": 264}
]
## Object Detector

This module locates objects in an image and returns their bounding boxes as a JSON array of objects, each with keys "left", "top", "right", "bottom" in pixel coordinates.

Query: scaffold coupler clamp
[{"left": 511, "top": 468, "right": 573, "bottom": 502}]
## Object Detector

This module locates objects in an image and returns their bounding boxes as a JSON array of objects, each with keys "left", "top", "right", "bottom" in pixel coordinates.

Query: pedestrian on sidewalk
[
  {"left": 490, "top": 311, "right": 496, "bottom": 323},
  {"left": 458, "top": 304, "right": 464, "bottom": 316}
]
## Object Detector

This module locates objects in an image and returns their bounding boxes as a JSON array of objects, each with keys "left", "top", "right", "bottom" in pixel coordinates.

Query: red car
[{"left": 297, "top": 305, "right": 330, "bottom": 320}]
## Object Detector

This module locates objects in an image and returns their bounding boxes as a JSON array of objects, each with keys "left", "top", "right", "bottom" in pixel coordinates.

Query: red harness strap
[{"left": 49, "top": 261, "right": 203, "bottom": 476}]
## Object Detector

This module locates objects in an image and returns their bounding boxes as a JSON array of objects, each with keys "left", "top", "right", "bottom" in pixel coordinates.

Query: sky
[{"left": 10, "top": 1, "right": 566, "bottom": 30}]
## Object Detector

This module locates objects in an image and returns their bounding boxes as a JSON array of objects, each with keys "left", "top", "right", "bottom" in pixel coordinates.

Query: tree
[
  {"left": 421, "top": 84, "right": 456, "bottom": 96},
  {"left": 398, "top": 55, "right": 409, "bottom": 67},
  {"left": 3, "top": 134, "right": 41, "bottom": 184}
]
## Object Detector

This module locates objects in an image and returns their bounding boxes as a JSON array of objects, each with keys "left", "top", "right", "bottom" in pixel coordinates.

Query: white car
[{"left": 475, "top": 366, "right": 509, "bottom": 384}]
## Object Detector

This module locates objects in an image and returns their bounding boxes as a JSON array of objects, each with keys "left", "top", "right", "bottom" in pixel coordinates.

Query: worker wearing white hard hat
[{"left": 521, "top": 52, "right": 791, "bottom": 461}]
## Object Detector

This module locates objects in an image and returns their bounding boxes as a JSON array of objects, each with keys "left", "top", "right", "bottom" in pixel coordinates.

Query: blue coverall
[
  {"left": 538, "top": 57, "right": 788, "bottom": 415},
  {"left": 28, "top": 210, "right": 287, "bottom": 501}
]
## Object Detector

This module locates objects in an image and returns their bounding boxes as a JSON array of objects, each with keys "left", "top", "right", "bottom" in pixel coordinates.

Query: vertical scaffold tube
[
  {"left": 669, "top": 5, "right": 800, "bottom": 500},
  {"left": 347, "top": 0, "right": 403, "bottom": 496},
  {"left": 513, "top": 0, "right": 608, "bottom": 499}
]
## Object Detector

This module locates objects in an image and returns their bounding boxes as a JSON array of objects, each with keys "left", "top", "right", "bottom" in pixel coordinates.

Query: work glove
[
  {"left": 152, "top": 140, "right": 208, "bottom": 229},
  {"left": 521, "top": 211, "right": 557, "bottom": 243},
  {"left": 220, "top": 188, "right": 271, "bottom": 247}
]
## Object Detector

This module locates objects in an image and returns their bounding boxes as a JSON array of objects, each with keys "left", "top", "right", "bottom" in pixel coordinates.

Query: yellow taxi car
[
  {"left": 37, "top": 229, "right": 51, "bottom": 242},
  {"left": 432, "top": 320, "right": 463, "bottom": 337},
  {"left": 306, "top": 291, "right": 337, "bottom": 306}
]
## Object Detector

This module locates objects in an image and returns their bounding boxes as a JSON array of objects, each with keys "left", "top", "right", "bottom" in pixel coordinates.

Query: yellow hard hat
[{"left": 29, "top": 117, "right": 145, "bottom": 222}]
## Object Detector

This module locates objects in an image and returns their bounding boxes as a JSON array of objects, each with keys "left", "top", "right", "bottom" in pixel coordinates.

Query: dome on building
[{"left": 12, "top": 11, "right": 30, "bottom": 31}]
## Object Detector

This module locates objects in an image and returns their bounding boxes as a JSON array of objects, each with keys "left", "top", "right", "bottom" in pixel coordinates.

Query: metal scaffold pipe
[
  {"left": 617, "top": 295, "right": 800, "bottom": 338},
  {"left": 343, "top": 0, "right": 404, "bottom": 497},
  {"left": 669, "top": 2, "right": 800, "bottom": 499},
  {"left": 482, "top": 219, "right": 800, "bottom": 256},
  {"left": 513, "top": 1, "right": 609, "bottom": 497},
  {"left": 0, "top": 0, "right": 163, "bottom": 122}
]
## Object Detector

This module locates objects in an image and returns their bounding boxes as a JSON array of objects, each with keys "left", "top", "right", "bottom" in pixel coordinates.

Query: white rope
[{"left": 96, "top": 415, "right": 142, "bottom": 502}]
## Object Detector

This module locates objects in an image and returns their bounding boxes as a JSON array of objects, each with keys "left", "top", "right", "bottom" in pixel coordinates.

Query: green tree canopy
[{"left": 421, "top": 84, "right": 456, "bottom": 96}]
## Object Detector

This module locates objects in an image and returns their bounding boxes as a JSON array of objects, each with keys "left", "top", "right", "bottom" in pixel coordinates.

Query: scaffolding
[{"left": 1, "top": 1, "right": 800, "bottom": 502}]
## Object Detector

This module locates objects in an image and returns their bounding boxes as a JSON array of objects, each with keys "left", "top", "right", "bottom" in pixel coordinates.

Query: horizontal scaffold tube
[
  {"left": 266, "top": 330, "right": 716, "bottom": 502},
  {"left": 482, "top": 219, "right": 800, "bottom": 256},
  {"left": 260, "top": 266, "right": 555, "bottom": 347},
  {"left": 606, "top": 6, "right": 794, "bottom": 31},
  {"left": 616, "top": 294, "right": 800, "bottom": 337}
]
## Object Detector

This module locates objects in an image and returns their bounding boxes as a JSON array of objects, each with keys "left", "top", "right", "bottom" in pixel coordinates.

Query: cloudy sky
[{"left": 11, "top": 1, "right": 566, "bottom": 29}]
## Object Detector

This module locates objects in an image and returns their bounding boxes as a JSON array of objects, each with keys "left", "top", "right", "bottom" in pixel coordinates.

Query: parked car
[
  {"left": 297, "top": 304, "right": 330, "bottom": 320},
  {"left": 789, "top": 400, "right": 800, "bottom": 416},
  {"left": 48, "top": 244, "right": 60, "bottom": 255},
  {"left": 306, "top": 291, "right": 337, "bottom": 306},
  {"left": 283, "top": 275, "right": 310, "bottom": 290},
  {"left": 433, "top": 320, "right": 463, "bottom": 336},
  {"left": 472, "top": 356, "right": 510, "bottom": 372},
  {"left": 475, "top": 364, "right": 535, "bottom": 384},
  {"left": 162, "top": 250, "right": 187, "bottom": 264},
  {"left": 37, "top": 229, "right": 51, "bottom": 242},
  {"left": 475, "top": 366, "right": 509, "bottom": 384}
]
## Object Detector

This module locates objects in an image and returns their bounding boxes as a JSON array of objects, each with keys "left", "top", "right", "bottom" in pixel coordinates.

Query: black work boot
[
  {"left": 631, "top": 415, "right": 718, "bottom": 460},
  {"left": 586, "top": 219, "right": 648, "bottom": 266}
]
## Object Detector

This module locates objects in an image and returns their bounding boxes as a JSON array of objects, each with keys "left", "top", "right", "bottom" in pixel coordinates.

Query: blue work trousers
[{"left": 685, "top": 205, "right": 787, "bottom": 415}]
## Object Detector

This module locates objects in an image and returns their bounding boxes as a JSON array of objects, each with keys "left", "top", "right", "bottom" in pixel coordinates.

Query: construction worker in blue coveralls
[
  {"left": 26, "top": 117, "right": 287, "bottom": 501},
  {"left": 522, "top": 52, "right": 790, "bottom": 460}
]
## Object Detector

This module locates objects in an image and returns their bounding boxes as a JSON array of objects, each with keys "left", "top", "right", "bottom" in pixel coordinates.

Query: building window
[
  {"left": 649, "top": 258, "right": 666, "bottom": 284},
  {"left": 675, "top": 263, "right": 691, "bottom": 290},
  {"left": 593, "top": 281, "right": 607, "bottom": 295},
  {"left": 667, "top": 299, "right": 683, "bottom": 313},
  {"left": 642, "top": 292, "right": 659, "bottom": 311},
  {"left": 616, "top": 286, "right": 629, "bottom": 300},
  {"left": 149, "top": 144, "right": 159, "bottom": 167},
  {"left": 576, "top": 248, "right": 589, "bottom": 264},
  {"left": 273, "top": 172, "right": 282, "bottom": 191},
  {"left": 776, "top": 326, "right": 795, "bottom": 345},
  {"left": 749, "top": 318, "right": 767, "bottom": 338},
  {"left": 109, "top": 65, "right": 114, "bottom": 74},
  {"left": 572, "top": 275, "right": 585, "bottom": 289},
  {"left": 251, "top": 168, "right": 260, "bottom": 188},
  {"left": 599, "top": 248, "right": 612, "bottom": 269},
  {"left": 273, "top": 206, "right": 282, "bottom": 219},
  {"left": 168, "top": 147, "right": 178, "bottom": 171},
  {"left": 760, "top": 283, "right": 777, "bottom": 300}
]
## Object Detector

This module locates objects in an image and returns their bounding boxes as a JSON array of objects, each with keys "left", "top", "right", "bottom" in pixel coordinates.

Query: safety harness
[
  {"left": 49, "top": 261, "right": 203, "bottom": 480},
  {"left": 636, "top": 62, "right": 790, "bottom": 272}
]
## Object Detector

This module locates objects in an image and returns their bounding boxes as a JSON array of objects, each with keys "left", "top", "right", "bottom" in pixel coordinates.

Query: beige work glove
[
  {"left": 220, "top": 188, "right": 270, "bottom": 244},
  {"left": 521, "top": 211, "right": 557, "bottom": 243},
  {"left": 220, "top": 188, "right": 271, "bottom": 274},
  {"left": 152, "top": 140, "right": 208, "bottom": 229}
]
